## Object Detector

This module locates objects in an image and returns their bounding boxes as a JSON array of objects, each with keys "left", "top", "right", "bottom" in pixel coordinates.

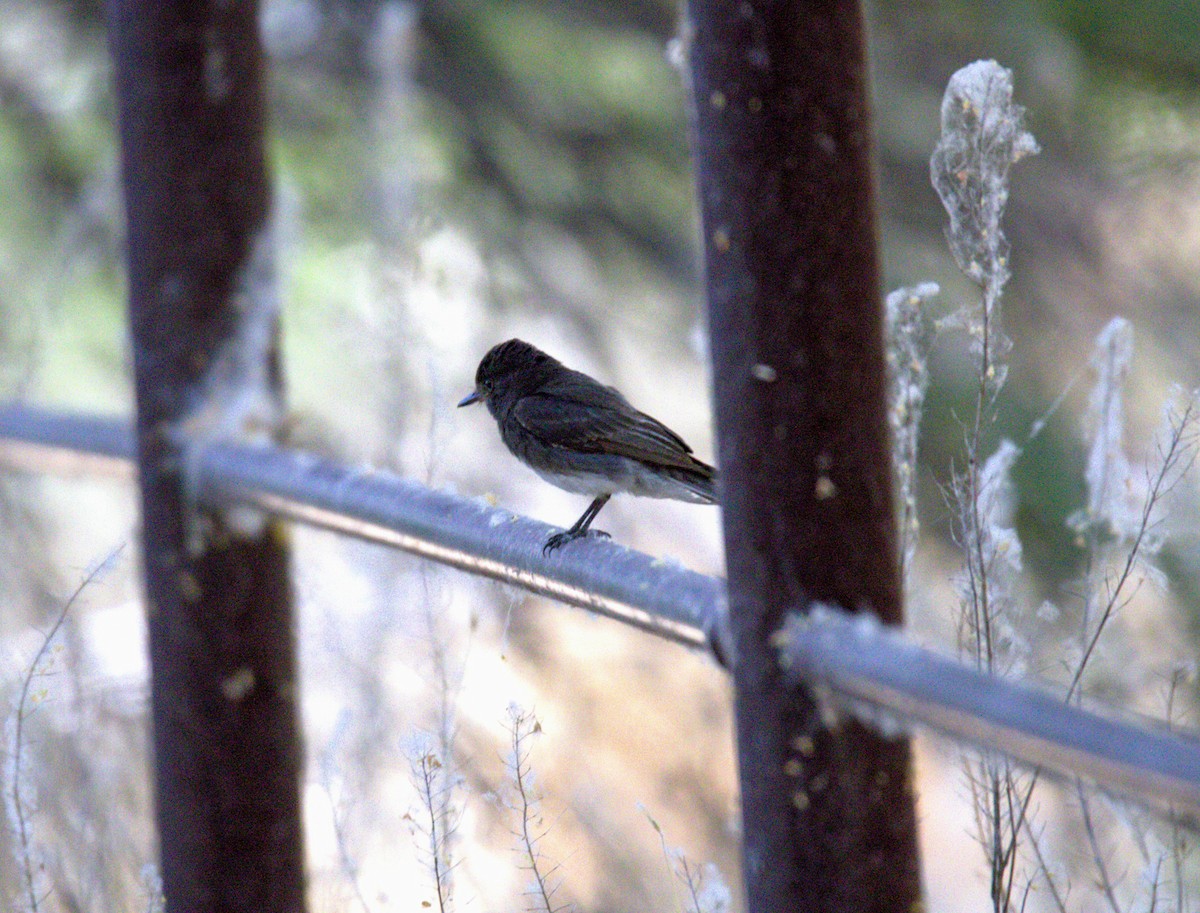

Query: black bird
[{"left": 458, "top": 339, "right": 717, "bottom": 553}]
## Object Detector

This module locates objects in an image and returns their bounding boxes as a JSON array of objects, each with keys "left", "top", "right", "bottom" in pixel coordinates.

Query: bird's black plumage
[{"left": 459, "top": 339, "right": 716, "bottom": 552}]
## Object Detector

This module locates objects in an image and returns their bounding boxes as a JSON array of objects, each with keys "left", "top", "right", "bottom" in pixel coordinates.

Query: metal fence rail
[
  {"left": 780, "top": 609, "right": 1200, "bottom": 823},
  {"left": 4, "top": 402, "right": 1200, "bottom": 823},
  {"left": 0, "top": 404, "right": 724, "bottom": 654}
]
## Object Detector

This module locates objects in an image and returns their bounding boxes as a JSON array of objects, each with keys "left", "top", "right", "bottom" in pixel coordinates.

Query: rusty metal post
[
  {"left": 685, "top": 1, "right": 922, "bottom": 910},
  {"left": 108, "top": 3, "right": 306, "bottom": 911}
]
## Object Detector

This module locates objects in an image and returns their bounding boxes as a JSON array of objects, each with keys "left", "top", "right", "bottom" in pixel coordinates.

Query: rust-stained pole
[
  {"left": 108, "top": 3, "right": 306, "bottom": 911},
  {"left": 685, "top": 1, "right": 922, "bottom": 910}
]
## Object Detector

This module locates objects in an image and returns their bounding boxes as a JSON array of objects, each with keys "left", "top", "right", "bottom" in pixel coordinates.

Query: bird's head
[{"left": 458, "top": 338, "right": 561, "bottom": 409}]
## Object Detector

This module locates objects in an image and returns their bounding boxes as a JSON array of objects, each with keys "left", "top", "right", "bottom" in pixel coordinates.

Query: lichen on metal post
[
  {"left": 107, "top": 2, "right": 305, "bottom": 911},
  {"left": 684, "top": 1, "right": 923, "bottom": 909}
]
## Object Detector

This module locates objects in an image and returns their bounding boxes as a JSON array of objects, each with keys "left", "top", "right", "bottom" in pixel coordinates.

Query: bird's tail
[{"left": 667, "top": 463, "right": 717, "bottom": 504}]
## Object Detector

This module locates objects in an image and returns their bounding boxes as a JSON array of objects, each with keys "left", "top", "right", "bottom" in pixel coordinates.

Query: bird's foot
[{"left": 542, "top": 528, "right": 610, "bottom": 555}]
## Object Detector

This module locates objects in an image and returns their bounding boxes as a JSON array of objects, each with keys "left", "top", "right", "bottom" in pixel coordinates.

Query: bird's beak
[{"left": 457, "top": 389, "right": 483, "bottom": 408}]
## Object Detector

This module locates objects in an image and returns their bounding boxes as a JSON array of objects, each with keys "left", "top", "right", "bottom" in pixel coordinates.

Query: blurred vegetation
[
  {"left": 5, "top": 0, "right": 1200, "bottom": 910},
  {"left": 6, "top": 0, "right": 1200, "bottom": 461}
]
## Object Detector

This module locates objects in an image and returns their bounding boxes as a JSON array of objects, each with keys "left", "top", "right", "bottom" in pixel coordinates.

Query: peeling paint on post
[
  {"left": 685, "top": 2, "right": 923, "bottom": 910},
  {"left": 108, "top": 3, "right": 305, "bottom": 912}
]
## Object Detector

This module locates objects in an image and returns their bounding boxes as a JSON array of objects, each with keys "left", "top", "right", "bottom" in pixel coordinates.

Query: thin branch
[
  {"left": 506, "top": 706, "right": 565, "bottom": 913},
  {"left": 642, "top": 805, "right": 731, "bottom": 913},
  {"left": 1076, "top": 780, "right": 1124, "bottom": 913},
  {"left": 1022, "top": 814, "right": 1070, "bottom": 913},
  {"left": 1068, "top": 395, "right": 1200, "bottom": 702},
  {"left": 7, "top": 544, "right": 124, "bottom": 913},
  {"left": 414, "top": 749, "right": 453, "bottom": 913}
]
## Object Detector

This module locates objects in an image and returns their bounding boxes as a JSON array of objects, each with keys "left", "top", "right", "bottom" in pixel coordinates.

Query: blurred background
[{"left": 3, "top": 0, "right": 1200, "bottom": 910}]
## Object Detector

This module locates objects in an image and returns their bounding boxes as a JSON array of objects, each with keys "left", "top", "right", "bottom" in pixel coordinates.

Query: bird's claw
[{"left": 542, "top": 528, "right": 610, "bottom": 556}]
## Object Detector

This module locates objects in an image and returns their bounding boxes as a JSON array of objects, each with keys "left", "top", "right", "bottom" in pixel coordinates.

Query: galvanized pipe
[{"left": 4, "top": 403, "right": 1200, "bottom": 824}]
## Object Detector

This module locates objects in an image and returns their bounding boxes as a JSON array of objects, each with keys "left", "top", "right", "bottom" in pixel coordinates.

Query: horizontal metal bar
[
  {"left": 0, "top": 405, "right": 135, "bottom": 477},
  {"left": 196, "top": 442, "right": 726, "bottom": 651},
  {"left": 5, "top": 402, "right": 1200, "bottom": 820},
  {"left": 779, "top": 607, "right": 1200, "bottom": 823},
  {"left": 0, "top": 404, "right": 726, "bottom": 655}
]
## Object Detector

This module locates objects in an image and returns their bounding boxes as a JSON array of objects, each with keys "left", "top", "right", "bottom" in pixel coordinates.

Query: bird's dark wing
[{"left": 511, "top": 381, "right": 709, "bottom": 473}]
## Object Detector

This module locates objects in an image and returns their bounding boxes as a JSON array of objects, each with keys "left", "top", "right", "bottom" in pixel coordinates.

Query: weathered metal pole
[
  {"left": 685, "top": 1, "right": 922, "bottom": 910},
  {"left": 108, "top": 3, "right": 306, "bottom": 911}
]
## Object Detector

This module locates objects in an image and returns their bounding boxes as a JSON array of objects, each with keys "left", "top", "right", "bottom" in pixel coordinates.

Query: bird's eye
[{"left": 483, "top": 380, "right": 493, "bottom": 392}]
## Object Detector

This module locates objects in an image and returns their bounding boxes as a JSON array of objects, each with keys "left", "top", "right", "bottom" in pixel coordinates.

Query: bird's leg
[{"left": 543, "top": 494, "right": 612, "bottom": 554}]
